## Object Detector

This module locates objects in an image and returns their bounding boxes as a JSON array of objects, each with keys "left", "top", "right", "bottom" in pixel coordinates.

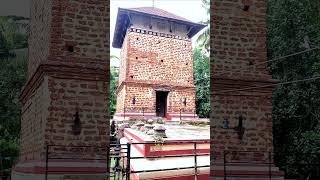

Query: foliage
[
  {"left": 267, "top": 0, "right": 320, "bottom": 178},
  {"left": 110, "top": 56, "right": 119, "bottom": 116},
  {"left": 193, "top": 48, "right": 210, "bottom": 118},
  {"left": 0, "top": 56, "right": 26, "bottom": 134},
  {"left": 196, "top": 0, "right": 210, "bottom": 52},
  {"left": 286, "top": 130, "right": 320, "bottom": 179},
  {"left": 0, "top": 55, "right": 27, "bottom": 153},
  {"left": 0, "top": 16, "right": 28, "bottom": 58},
  {"left": 0, "top": 17, "right": 28, "bottom": 174}
]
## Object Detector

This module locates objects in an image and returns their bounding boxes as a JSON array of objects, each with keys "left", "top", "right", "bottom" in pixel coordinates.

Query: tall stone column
[
  {"left": 211, "top": 0, "right": 283, "bottom": 179},
  {"left": 12, "top": 0, "right": 109, "bottom": 179}
]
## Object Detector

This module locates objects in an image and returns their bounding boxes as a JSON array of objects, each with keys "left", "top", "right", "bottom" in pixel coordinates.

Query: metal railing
[
  {"left": 128, "top": 141, "right": 210, "bottom": 180},
  {"left": 119, "top": 106, "right": 198, "bottom": 120},
  {"left": 109, "top": 143, "right": 130, "bottom": 180},
  {"left": 0, "top": 155, "right": 15, "bottom": 180},
  {"left": 211, "top": 151, "right": 320, "bottom": 180},
  {"left": 45, "top": 141, "right": 209, "bottom": 180},
  {"left": 45, "top": 145, "right": 108, "bottom": 180},
  {"left": 222, "top": 151, "right": 273, "bottom": 180}
]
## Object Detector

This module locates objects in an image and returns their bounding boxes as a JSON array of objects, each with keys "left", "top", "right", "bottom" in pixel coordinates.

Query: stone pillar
[
  {"left": 211, "top": 0, "right": 283, "bottom": 179},
  {"left": 12, "top": 0, "right": 109, "bottom": 179}
]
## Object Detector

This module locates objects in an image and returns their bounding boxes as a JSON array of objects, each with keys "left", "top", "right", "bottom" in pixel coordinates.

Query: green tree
[
  {"left": 0, "top": 17, "right": 28, "bottom": 175},
  {"left": 193, "top": 48, "right": 210, "bottom": 118},
  {"left": 110, "top": 55, "right": 119, "bottom": 116},
  {"left": 286, "top": 130, "right": 320, "bottom": 179},
  {"left": 0, "top": 16, "right": 27, "bottom": 58},
  {"left": 267, "top": 0, "right": 320, "bottom": 178},
  {"left": 196, "top": 0, "right": 210, "bottom": 52}
]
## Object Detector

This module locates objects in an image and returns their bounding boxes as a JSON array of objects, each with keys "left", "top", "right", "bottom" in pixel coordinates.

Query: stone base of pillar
[
  {"left": 11, "top": 160, "right": 108, "bottom": 180},
  {"left": 11, "top": 172, "right": 106, "bottom": 180},
  {"left": 210, "top": 162, "right": 284, "bottom": 180}
]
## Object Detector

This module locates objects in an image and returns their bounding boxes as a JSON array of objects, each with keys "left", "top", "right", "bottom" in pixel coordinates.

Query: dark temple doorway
[{"left": 156, "top": 91, "right": 168, "bottom": 117}]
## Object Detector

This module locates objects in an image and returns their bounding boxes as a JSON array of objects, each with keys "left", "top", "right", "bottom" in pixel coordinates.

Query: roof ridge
[{"left": 124, "top": 6, "right": 194, "bottom": 23}]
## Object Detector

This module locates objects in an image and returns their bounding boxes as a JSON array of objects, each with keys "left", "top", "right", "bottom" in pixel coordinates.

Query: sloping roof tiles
[{"left": 112, "top": 7, "right": 206, "bottom": 48}]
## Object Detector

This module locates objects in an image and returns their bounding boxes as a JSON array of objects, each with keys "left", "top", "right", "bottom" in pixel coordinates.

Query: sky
[
  {"left": 110, "top": 0, "right": 208, "bottom": 67},
  {"left": 0, "top": 0, "right": 30, "bottom": 17}
]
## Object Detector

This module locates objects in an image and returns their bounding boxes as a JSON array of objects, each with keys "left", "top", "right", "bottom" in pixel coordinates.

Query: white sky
[
  {"left": 110, "top": 0, "right": 208, "bottom": 67},
  {"left": 0, "top": 0, "right": 30, "bottom": 17}
]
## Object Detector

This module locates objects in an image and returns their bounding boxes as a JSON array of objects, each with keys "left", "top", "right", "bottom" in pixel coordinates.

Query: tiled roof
[
  {"left": 112, "top": 7, "right": 206, "bottom": 48},
  {"left": 126, "top": 7, "right": 194, "bottom": 23}
]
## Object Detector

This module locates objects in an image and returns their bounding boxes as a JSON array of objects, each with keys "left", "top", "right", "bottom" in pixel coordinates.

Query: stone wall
[
  {"left": 116, "top": 85, "right": 196, "bottom": 114},
  {"left": 119, "top": 35, "right": 128, "bottom": 85},
  {"left": 126, "top": 29, "right": 194, "bottom": 86},
  {"left": 168, "top": 89, "right": 196, "bottom": 113},
  {"left": 211, "top": 0, "right": 274, "bottom": 161},
  {"left": 27, "top": 0, "right": 52, "bottom": 79},
  {"left": 45, "top": 77, "right": 108, "bottom": 147},
  {"left": 49, "top": 0, "right": 108, "bottom": 61},
  {"left": 122, "top": 85, "right": 155, "bottom": 112},
  {"left": 115, "top": 26, "right": 196, "bottom": 116},
  {"left": 20, "top": 77, "right": 50, "bottom": 161},
  {"left": 115, "top": 85, "right": 126, "bottom": 113},
  {"left": 211, "top": 0, "right": 271, "bottom": 81},
  {"left": 19, "top": 0, "right": 109, "bottom": 163}
]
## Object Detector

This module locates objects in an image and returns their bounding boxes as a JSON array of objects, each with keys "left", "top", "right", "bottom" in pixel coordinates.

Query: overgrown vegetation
[
  {"left": 193, "top": 48, "right": 210, "bottom": 118},
  {"left": 267, "top": 0, "right": 320, "bottom": 179},
  {"left": 0, "top": 16, "right": 28, "bottom": 175},
  {"left": 110, "top": 65, "right": 119, "bottom": 116}
]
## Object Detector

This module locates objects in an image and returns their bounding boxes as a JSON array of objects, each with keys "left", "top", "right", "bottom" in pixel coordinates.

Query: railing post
[
  {"left": 180, "top": 109, "right": 182, "bottom": 120},
  {"left": 194, "top": 142, "right": 198, "bottom": 180},
  {"left": 124, "top": 107, "right": 126, "bottom": 120},
  {"left": 106, "top": 144, "right": 110, "bottom": 180},
  {"left": 143, "top": 107, "right": 145, "bottom": 117},
  {"left": 223, "top": 151, "right": 227, "bottom": 180},
  {"left": 45, "top": 145, "right": 49, "bottom": 180},
  {"left": 126, "top": 143, "right": 131, "bottom": 180},
  {"left": 269, "top": 151, "right": 272, "bottom": 180}
]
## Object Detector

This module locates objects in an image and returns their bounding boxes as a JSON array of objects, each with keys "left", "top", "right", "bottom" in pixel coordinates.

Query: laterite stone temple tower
[
  {"left": 112, "top": 7, "right": 205, "bottom": 120},
  {"left": 211, "top": 0, "right": 284, "bottom": 179},
  {"left": 12, "top": 0, "right": 109, "bottom": 180}
]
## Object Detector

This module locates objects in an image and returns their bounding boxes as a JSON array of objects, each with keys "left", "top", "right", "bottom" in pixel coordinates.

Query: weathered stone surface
[
  {"left": 18, "top": 0, "right": 109, "bottom": 164},
  {"left": 211, "top": 0, "right": 274, "bottom": 162},
  {"left": 115, "top": 26, "right": 197, "bottom": 115},
  {"left": 153, "top": 124, "right": 167, "bottom": 138}
]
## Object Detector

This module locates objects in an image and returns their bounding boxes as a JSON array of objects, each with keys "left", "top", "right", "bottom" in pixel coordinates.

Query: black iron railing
[
  {"left": 128, "top": 141, "right": 210, "bottom": 180},
  {"left": 118, "top": 106, "right": 198, "bottom": 120},
  {"left": 211, "top": 151, "right": 320, "bottom": 180},
  {"left": 45, "top": 141, "right": 209, "bottom": 180},
  {"left": 0, "top": 155, "right": 16, "bottom": 180},
  {"left": 222, "top": 151, "right": 274, "bottom": 180},
  {"left": 45, "top": 145, "right": 108, "bottom": 180}
]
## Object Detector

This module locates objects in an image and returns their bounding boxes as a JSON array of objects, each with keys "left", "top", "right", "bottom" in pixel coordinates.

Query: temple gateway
[{"left": 112, "top": 7, "right": 206, "bottom": 120}]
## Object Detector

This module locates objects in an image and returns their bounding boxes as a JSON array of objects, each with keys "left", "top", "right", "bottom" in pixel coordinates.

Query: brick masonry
[
  {"left": 210, "top": 0, "right": 276, "bottom": 162},
  {"left": 18, "top": 0, "right": 109, "bottom": 164},
  {"left": 115, "top": 27, "right": 197, "bottom": 116},
  {"left": 211, "top": 0, "right": 274, "bottom": 159}
]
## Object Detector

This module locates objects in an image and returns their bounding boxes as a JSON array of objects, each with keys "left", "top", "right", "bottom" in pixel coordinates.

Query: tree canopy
[{"left": 267, "top": 0, "right": 320, "bottom": 178}]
